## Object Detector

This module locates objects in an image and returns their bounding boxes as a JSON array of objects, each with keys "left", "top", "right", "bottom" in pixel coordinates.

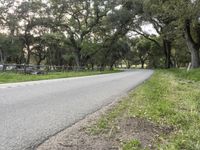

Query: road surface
[{"left": 0, "top": 70, "right": 153, "bottom": 150}]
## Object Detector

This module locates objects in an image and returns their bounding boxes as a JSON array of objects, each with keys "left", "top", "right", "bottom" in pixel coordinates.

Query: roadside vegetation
[
  {"left": 85, "top": 69, "right": 200, "bottom": 149},
  {"left": 0, "top": 70, "right": 120, "bottom": 84},
  {"left": 169, "top": 69, "right": 200, "bottom": 82},
  {"left": 0, "top": 0, "right": 200, "bottom": 149},
  {"left": 1, "top": 0, "right": 200, "bottom": 70}
]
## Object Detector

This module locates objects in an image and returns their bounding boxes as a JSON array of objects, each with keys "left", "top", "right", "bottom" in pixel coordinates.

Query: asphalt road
[{"left": 0, "top": 70, "right": 153, "bottom": 150}]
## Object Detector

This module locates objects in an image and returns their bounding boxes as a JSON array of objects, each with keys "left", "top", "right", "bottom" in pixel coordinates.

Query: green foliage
[
  {"left": 88, "top": 69, "right": 200, "bottom": 149},
  {"left": 87, "top": 98, "right": 129, "bottom": 135},
  {"left": 125, "top": 71, "right": 200, "bottom": 149},
  {"left": 0, "top": 34, "right": 23, "bottom": 63},
  {"left": 0, "top": 0, "right": 199, "bottom": 68},
  {"left": 123, "top": 140, "right": 142, "bottom": 150},
  {"left": 128, "top": 36, "right": 164, "bottom": 68}
]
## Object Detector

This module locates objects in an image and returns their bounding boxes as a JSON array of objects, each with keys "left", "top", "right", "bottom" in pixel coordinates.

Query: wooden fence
[{"left": 0, "top": 64, "right": 112, "bottom": 74}]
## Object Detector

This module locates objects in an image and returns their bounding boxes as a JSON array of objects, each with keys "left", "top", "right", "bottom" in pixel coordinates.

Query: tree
[
  {"left": 48, "top": 0, "right": 119, "bottom": 68},
  {"left": 0, "top": 34, "right": 23, "bottom": 64},
  {"left": 167, "top": 0, "right": 200, "bottom": 68},
  {"left": 129, "top": 37, "right": 160, "bottom": 68},
  {"left": 134, "top": 37, "right": 151, "bottom": 68},
  {"left": 90, "top": 0, "right": 144, "bottom": 69},
  {"left": 0, "top": 0, "right": 198, "bottom": 69},
  {"left": 42, "top": 33, "right": 67, "bottom": 67},
  {"left": 134, "top": 0, "right": 177, "bottom": 68},
  {"left": 15, "top": 0, "right": 50, "bottom": 65}
]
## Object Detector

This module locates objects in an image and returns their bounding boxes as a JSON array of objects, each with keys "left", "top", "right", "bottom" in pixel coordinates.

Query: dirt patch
[
  {"left": 37, "top": 115, "right": 173, "bottom": 150},
  {"left": 116, "top": 117, "right": 173, "bottom": 149}
]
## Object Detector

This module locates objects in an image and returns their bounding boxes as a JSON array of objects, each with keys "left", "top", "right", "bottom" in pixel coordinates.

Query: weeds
[{"left": 88, "top": 70, "right": 200, "bottom": 150}]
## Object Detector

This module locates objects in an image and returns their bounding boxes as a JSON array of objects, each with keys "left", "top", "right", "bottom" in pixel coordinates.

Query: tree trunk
[
  {"left": 37, "top": 60, "right": 42, "bottom": 69},
  {"left": 139, "top": 57, "right": 145, "bottom": 69},
  {"left": 36, "top": 53, "right": 46, "bottom": 69},
  {"left": 109, "top": 64, "right": 114, "bottom": 70},
  {"left": 0, "top": 49, "right": 4, "bottom": 64},
  {"left": 74, "top": 48, "right": 81, "bottom": 69},
  {"left": 74, "top": 54, "right": 80, "bottom": 68},
  {"left": 163, "top": 39, "right": 173, "bottom": 68},
  {"left": 184, "top": 19, "right": 200, "bottom": 68},
  {"left": 91, "top": 63, "right": 94, "bottom": 71},
  {"left": 127, "top": 62, "right": 131, "bottom": 69},
  {"left": 26, "top": 45, "right": 31, "bottom": 65},
  {"left": 141, "top": 60, "right": 144, "bottom": 69},
  {"left": 100, "top": 64, "right": 105, "bottom": 71},
  {"left": 26, "top": 52, "right": 31, "bottom": 65}
]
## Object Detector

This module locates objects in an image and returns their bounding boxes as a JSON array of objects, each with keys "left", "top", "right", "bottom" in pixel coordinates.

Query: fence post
[
  {"left": 187, "top": 63, "right": 192, "bottom": 72},
  {"left": 24, "top": 64, "right": 27, "bottom": 74}
]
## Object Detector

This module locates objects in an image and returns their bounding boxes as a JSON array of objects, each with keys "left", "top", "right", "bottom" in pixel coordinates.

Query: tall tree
[
  {"left": 136, "top": 0, "right": 176, "bottom": 68},
  {"left": 167, "top": 0, "right": 200, "bottom": 68},
  {"left": 0, "top": 34, "right": 23, "bottom": 64},
  {"left": 15, "top": 0, "right": 50, "bottom": 65},
  {"left": 48, "top": 0, "right": 119, "bottom": 68}
]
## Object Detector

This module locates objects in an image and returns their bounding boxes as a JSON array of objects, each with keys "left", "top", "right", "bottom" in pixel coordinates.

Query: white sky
[{"left": 141, "top": 24, "right": 158, "bottom": 35}]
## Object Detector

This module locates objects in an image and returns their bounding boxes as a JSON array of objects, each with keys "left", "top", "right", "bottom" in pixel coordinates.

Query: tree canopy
[{"left": 0, "top": 0, "right": 199, "bottom": 69}]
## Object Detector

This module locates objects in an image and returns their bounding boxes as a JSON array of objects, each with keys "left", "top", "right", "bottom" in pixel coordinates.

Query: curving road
[{"left": 0, "top": 70, "right": 153, "bottom": 150}]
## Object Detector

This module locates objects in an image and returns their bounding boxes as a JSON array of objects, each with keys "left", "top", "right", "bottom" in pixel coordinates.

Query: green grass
[
  {"left": 89, "top": 69, "right": 200, "bottom": 150},
  {"left": 128, "top": 70, "right": 200, "bottom": 149},
  {"left": 123, "top": 140, "right": 142, "bottom": 150},
  {"left": 168, "top": 69, "right": 200, "bottom": 81},
  {"left": 0, "top": 70, "right": 120, "bottom": 84}
]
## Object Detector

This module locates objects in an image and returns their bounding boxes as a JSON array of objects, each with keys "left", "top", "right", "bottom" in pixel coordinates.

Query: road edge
[{"left": 35, "top": 71, "right": 154, "bottom": 150}]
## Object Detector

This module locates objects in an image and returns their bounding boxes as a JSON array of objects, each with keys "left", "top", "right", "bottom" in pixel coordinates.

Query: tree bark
[
  {"left": 37, "top": 60, "right": 42, "bottom": 69},
  {"left": 127, "top": 61, "right": 131, "bottom": 69},
  {"left": 163, "top": 39, "right": 173, "bottom": 68},
  {"left": 0, "top": 49, "right": 4, "bottom": 64},
  {"left": 26, "top": 51, "right": 31, "bottom": 65},
  {"left": 26, "top": 44, "right": 31, "bottom": 65},
  {"left": 141, "top": 60, "right": 145, "bottom": 69},
  {"left": 184, "top": 19, "right": 200, "bottom": 68},
  {"left": 109, "top": 64, "right": 114, "bottom": 70},
  {"left": 74, "top": 48, "right": 81, "bottom": 70}
]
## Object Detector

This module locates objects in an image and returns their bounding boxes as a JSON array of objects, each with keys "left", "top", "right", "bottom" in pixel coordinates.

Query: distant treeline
[{"left": 0, "top": 0, "right": 199, "bottom": 69}]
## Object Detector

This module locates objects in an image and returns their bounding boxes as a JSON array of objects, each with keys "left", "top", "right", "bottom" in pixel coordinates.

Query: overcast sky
[{"left": 142, "top": 24, "right": 158, "bottom": 35}]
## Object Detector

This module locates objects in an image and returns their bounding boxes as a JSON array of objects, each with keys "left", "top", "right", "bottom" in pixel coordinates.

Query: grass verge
[
  {"left": 0, "top": 70, "right": 120, "bottom": 84},
  {"left": 88, "top": 69, "right": 200, "bottom": 149}
]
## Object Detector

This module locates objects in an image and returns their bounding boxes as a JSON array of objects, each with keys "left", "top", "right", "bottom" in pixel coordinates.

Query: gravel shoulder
[
  {"left": 36, "top": 93, "right": 127, "bottom": 150},
  {"left": 36, "top": 83, "right": 171, "bottom": 150}
]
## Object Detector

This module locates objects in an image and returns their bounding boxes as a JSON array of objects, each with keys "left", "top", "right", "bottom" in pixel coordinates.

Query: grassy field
[
  {"left": 169, "top": 69, "right": 200, "bottom": 81},
  {"left": 0, "top": 70, "right": 120, "bottom": 84},
  {"left": 88, "top": 69, "right": 200, "bottom": 149}
]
